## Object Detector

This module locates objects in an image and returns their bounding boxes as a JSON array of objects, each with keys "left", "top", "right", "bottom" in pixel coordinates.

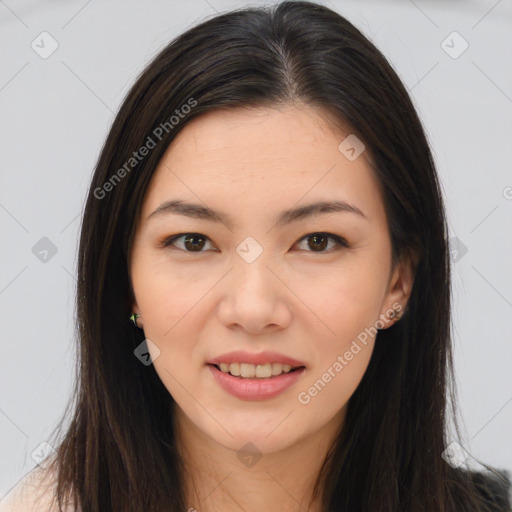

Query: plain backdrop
[{"left": 1, "top": 0, "right": 511, "bottom": 498}]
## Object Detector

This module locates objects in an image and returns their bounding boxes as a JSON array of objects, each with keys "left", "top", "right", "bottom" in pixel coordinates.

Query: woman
[{"left": 3, "top": 1, "right": 510, "bottom": 511}]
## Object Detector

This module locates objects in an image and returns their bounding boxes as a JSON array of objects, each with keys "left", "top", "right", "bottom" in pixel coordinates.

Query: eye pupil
[
  {"left": 308, "top": 234, "right": 328, "bottom": 251},
  {"left": 184, "top": 234, "right": 206, "bottom": 251}
]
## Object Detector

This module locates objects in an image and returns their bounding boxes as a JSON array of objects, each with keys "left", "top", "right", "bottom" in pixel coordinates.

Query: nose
[{"left": 216, "top": 259, "right": 292, "bottom": 334}]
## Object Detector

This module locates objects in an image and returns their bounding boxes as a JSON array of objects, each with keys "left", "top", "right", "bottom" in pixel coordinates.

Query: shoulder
[{"left": 0, "top": 465, "right": 75, "bottom": 512}]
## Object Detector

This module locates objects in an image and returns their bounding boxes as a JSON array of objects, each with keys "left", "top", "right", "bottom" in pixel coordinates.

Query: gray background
[{"left": 1, "top": 0, "right": 511, "bottom": 497}]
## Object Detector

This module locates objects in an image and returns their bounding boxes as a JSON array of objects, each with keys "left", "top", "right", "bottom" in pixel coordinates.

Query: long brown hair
[{"left": 43, "top": 2, "right": 510, "bottom": 510}]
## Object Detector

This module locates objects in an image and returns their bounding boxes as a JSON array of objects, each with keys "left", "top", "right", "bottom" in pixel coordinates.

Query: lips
[
  {"left": 206, "top": 350, "right": 306, "bottom": 368},
  {"left": 207, "top": 363, "right": 306, "bottom": 400}
]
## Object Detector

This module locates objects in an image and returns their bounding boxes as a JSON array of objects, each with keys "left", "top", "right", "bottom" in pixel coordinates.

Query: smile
[
  {"left": 207, "top": 364, "right": 306, "bottom": 400},
  {"left": 214, "top": 362, "right": 303, "bottom": 379}
]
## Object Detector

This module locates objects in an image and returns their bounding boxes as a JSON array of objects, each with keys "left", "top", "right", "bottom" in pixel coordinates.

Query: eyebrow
[{"left": 147, "top": 199, "right": 367, "bottom": 228}]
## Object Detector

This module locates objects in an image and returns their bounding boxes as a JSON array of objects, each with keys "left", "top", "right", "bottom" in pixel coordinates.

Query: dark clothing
[{"left": 470, "top": 469, "right": 511, "bottom": 511}]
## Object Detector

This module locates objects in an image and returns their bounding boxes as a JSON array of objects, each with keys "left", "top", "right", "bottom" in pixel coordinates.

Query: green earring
[{"left": 130, "top": 313, "right": 141, "bottom": 327}]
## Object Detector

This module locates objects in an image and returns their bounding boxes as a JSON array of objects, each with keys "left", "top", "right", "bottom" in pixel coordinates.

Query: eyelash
[{"left": 160, "top": 232, "right": 349, "bottom": 254}]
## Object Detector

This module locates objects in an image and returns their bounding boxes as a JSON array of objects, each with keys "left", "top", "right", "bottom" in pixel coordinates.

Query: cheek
[
  {"left": 130, "top": 254, "right": 213, "bottom": 394},
  {"left": 298, "top": 332, "right": 375, "bottom": 416},
  {"left": 293, "top": 255, "right": 388, "bottom": 336},
  {"left": 293, "top": 255, "right": 385, "bottom": 405},
  {"left": 131, "top": 252, "right": 209, "bottom": 339}
]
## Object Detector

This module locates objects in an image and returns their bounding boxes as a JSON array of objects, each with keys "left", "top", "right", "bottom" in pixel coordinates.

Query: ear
[{"left": 379, "top": 248, "right": 418, "bottom": 328}]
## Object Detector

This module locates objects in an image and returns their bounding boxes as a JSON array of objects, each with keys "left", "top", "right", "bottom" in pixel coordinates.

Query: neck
[{"left": 172, "top": 403, "right": 346, "bottom": 512}]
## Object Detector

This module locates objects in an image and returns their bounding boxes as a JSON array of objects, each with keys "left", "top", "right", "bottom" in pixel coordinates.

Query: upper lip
[{"left": 207, "top": 350, "right": 306, "bottom": 368}]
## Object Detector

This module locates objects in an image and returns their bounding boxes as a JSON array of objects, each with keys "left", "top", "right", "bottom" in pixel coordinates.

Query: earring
[{"left": 130, "top": 313, "right": 141, "bottom": 328}]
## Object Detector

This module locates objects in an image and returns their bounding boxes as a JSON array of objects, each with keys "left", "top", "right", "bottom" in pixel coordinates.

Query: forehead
[
  {"left": 166, "top": 104, "right": 358, "bottom": 166},
  {"left": 141, "top": 105, "right": 384, "bottom": 224}
]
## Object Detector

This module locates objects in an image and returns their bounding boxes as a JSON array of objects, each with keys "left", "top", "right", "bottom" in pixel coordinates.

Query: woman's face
[{"left": 129, "top": 104, "right": 413, "bottom": 455}]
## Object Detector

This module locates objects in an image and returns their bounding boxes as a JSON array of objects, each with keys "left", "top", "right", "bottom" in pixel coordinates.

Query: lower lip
[{"left": 207, "top": 364, "right": 306, "bottom": 401}]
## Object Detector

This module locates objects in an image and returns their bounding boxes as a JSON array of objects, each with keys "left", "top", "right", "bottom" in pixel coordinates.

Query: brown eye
[
  {"left": 162, "top": 233, "right": 214, "bottom": 252},
  {"left": 183, "top": 234, "right": 207, "bottom": 251},
  {"left": 161, "top": 232, "right": 348, "bottom": 254},
  {"left": 296, "top": 233, "right": 349, "bottom": 253},
  {"left": 306, "top": 234, "right": 329, "bottom": 251}
]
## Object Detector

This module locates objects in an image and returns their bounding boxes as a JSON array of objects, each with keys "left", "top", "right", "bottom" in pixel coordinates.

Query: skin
[{"left": 129, "top": 104, "right": 415, "bottom": 512}]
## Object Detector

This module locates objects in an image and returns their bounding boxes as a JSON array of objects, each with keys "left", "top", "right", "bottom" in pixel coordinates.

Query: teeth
[
  {"left": 241, "top": 363, "right": 256, "bottom": 378},
  {"left": 216, "top": 362, "right": 298, "bottom": 378}
]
